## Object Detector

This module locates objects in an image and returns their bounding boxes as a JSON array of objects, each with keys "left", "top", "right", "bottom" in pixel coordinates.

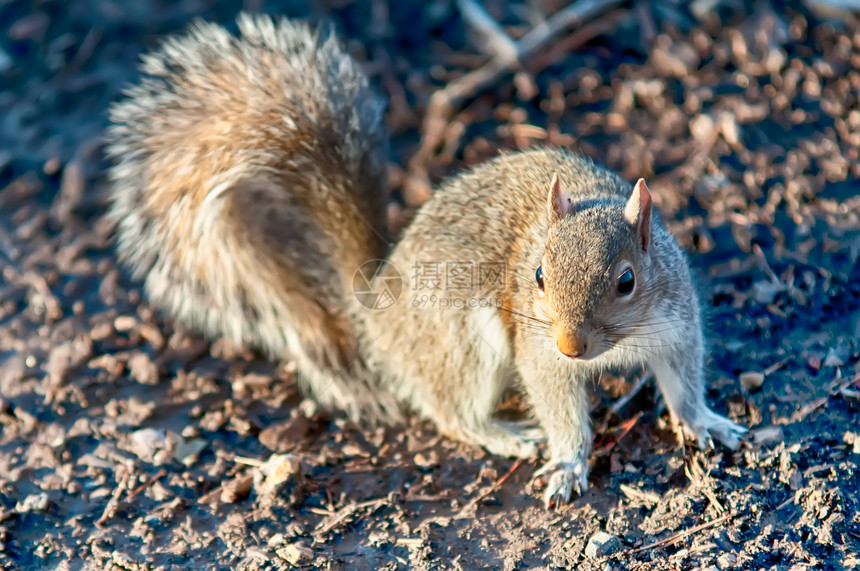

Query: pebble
[
  {"left": 127, "top": 427, "right": 173, "bottom": 465},
  {"left": 16, "top": 493, "right": 50, "bottom": 513},
  {"left": 220, "top": 474, "right": 253, "bottom": 504},
  {"left": 128, "top": 353, "right": 159, "bottom": 385},
  {"left": 690, "top": 113, "right": 717, "bottom": 144},
  {"left": 255, "top": 453, "right": 302, "bottom": 496},
  {"left": 739, "top": 371, "right": 765, "bottom": 390},
  {"left": 277, "top": 542, "right": 313, "bottom": 565},
  {"left": 717, "top": 111, "right": 742, "bottom": 146},
  {"left": 651, "top": 36, "right": 700, "bottom": 78},
  {"left": 585, "top": 531, "right": 621, "bottom": 558},
  {"left": 113, "top": 315, "right": 138, "bottom": 332},
  {"left": 750, "top": 425, "right": 785, "bottom": 446},
  {"left": 844, "top": 431, "right": 860, "bottom": 455},
  {"left": 414, "top": 451, "right": 439, "bottom": 470},
  {"left": 717, "top": 552, "right": 738, "bottom": 569}
]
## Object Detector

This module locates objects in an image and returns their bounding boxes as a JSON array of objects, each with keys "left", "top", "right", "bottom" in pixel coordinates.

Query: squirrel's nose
[{"left": 556, "top": 330, "right": 588, "bottom": 359}]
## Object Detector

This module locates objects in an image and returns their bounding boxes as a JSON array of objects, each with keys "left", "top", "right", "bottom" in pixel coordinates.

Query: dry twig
[
  {"left": 629, "top": 512, "right": 736, "bottom": 553},
  {"left": 96, "top": 466, "right": 132, "bottom": 527},
  {"left": 609, "top": 372, "right": 654, "bottom": 416},
  {"left": 456, "top": 458, "right": 526, "bottom": 518},
  {"left": 457, "top": 0, "right": 518, "bottom": 61},
  {"left": 127, "top": 468, "right": 167, "bottom": 500},
  {"left": 314, "top": 497, "right": 389, "bottom": 540}
]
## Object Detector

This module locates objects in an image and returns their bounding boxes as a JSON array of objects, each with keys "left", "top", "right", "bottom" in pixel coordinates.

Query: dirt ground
[{"left": 1, "top": 0, "right": 859, "bottom": 569}]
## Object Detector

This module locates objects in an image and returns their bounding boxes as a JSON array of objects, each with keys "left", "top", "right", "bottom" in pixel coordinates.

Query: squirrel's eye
[
  {"left": 617, "top": 269, "right": 635, "bottom": 296},
  {"left": 535, "top": 266, "right": 545, "bottom": 291}
]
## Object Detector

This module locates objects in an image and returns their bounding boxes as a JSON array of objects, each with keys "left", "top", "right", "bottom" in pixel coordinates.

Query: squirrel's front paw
[
  {"left": 683, "top": 408, "right": 747, "bottom": 451},
  {"left": 532, "top": 459, "right": 588, "bottom": 508}
]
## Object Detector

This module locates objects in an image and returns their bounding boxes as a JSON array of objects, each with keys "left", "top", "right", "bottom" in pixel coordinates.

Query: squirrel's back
[{"left": 105, "top": 14, "right": 390, "bottom": 415}]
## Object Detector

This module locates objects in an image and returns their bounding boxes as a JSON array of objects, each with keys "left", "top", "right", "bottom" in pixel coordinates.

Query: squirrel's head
[{"left": 534, "top": 173, "right": 654, "bottom": 361}]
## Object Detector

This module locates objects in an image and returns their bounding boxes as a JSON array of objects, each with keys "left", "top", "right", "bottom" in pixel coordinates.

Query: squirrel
[{"left": 105, "top": 13, "right": 747, "bottom": 507}]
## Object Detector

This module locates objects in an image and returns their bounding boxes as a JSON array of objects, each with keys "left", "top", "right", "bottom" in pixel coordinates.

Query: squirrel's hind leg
[
  {"left": 409, "top": 306, "right": 541, "bottom": 460},
  {"left": 440, "top": 418, "right": 542, "bottom": 460},
  {"left": 420, "top": 370, "right": 542, "bottom": 460}
]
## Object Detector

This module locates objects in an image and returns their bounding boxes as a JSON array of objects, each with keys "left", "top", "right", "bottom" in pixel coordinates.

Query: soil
[{"left": 1, "top": 0, "right": 859, "bottom": 569}]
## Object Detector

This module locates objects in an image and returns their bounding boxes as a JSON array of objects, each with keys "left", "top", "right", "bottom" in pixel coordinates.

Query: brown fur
[{"left": 105, "top": 13, "right": 390, "bottom": 418}]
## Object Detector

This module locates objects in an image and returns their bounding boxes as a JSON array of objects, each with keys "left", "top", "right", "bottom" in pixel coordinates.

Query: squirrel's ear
[
  {"left": 547, "top": 172, "right": 571, "bottom": 222},
  {"left": 624, "top": 178, "right": 652, "bottom": 252}
]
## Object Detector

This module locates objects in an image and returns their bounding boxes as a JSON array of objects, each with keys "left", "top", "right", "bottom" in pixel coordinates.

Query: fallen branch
[{"left": 417, "top": 0, "right": 625, "bottom": 163}]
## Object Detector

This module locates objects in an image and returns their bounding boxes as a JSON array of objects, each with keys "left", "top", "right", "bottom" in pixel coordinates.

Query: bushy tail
[{"left": 104, "top": 13, "right": 396, "bottom": 419}]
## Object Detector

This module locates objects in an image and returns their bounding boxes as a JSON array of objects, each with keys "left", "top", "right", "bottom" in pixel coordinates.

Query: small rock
[
  {"left": 127, "top": 427, "right": 173, "bottom": 465},
  {"left": 16, "top": 493, "right": 50, "bottom": 513},
  {"left": 342, "top": 443, "right": 369, "bottom": 457},
  {"left": 584, "top": 531, "right": 621, "bottom": 558},
  {"left": 255, "top": 454, "right": 302, "bottom": 496},
  {"left": 90, "top": 321, "right": 115, "bottom": 341},
  {"left": 739, "top": 371, "right": 765, "bottom": 391},
  {"left": 258, "top": 414, "right": 313, "bottom": 453},
  {"left": 650, "top": 36, "right": 700, "bottom": 78},
  {"left": 403, "top": 174, "right": 432, "bottom": 208},
  {"left": 173, "top": 436, "right": 207, "bottom": 467},
  {"left": 277, "top": 542, "right": 313, "bottom": 565},
  {"left": 750, "top": 425, "right": 785, "bottom": 446},
  {"left": 823, "top": 346, "right": 847, "bottom": 367},
  {"left": 297, "top": 398, "right": 319, "bottom": 419},
  {"left": 7, "top": 12, "right": 50, "bottom": 41},
  {"left": 414, "top": 451, "right": 439, "bottom": 470},
  {"left": 717, "top": 552, "right": 737, "bottom": 569},
  {"left": 113, "top": 315, "right": 138, "bottom": 332},
  {"left": 631, "top": 78, "right": 664, "bottom": 101},
  {"left": 46, "top": 336, "right": 93, "bottom": 388},
  {"left": 43, "top": 157, "right": 61, "bottom": 176},
  {"left": 51, "top": 161, "right": 85, "bottom": 223},
  {"left": 690, "top": 114, "right": 716, "bottom": 144},
  {"left": 366, "top": 530, "right": 389, "bottom": 546},
  {"left": 717, "top": 112, "right": 742, "bottom": 147},
  {"left": 128, "top": 353, "right": 159, "bottom": 385},
  {"left": 220, "top": 474, "right": 253, "bottom": 504},
  {"left": 137, "top": 323, "right": 165, "bottom": 348},
  {"left": 844, "top": 431, "right": 860, "bottom": 455},
  {"left": 789, "top": 469, "right": 803, "bottom": 490},
  {"left": 689, "top": 0, "right": 722, "bottom": 21}
]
